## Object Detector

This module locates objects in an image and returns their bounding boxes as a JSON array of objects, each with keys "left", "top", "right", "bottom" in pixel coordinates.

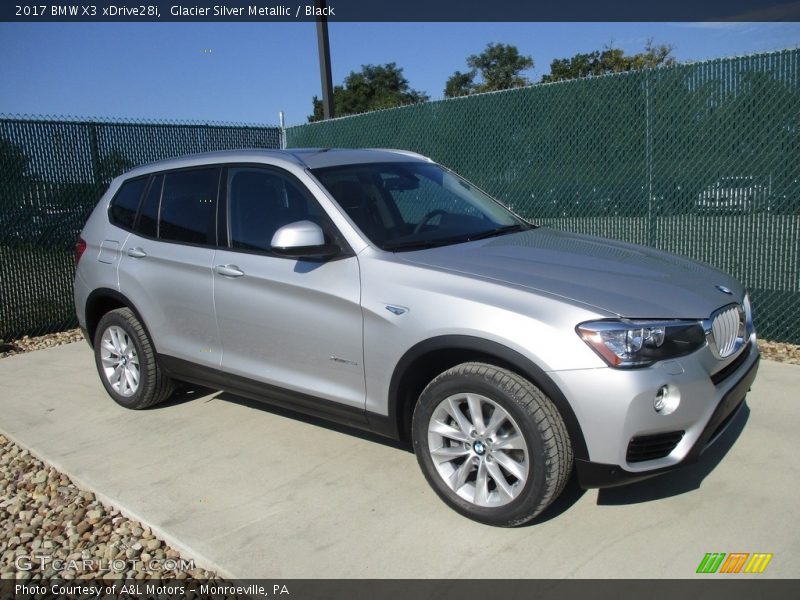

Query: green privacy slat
[
  {"left": 287, "top": 49, "right": 800, "bottom": 343},
  {"left": 0, "top": 117, "right": 281, "bottom": 341}
]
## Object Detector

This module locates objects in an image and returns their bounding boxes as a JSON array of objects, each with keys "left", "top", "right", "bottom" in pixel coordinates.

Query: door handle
[
  {"left": 126, "top": 247, "right": 147, "bottom": 259},
  {"left": 215, "top": 264, "right": 245, "bottom": 278}
]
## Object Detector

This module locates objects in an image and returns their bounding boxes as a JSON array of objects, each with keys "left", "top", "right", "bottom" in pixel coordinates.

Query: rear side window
[
  {"left": 159, "top": 168, "right": 219, "bottom": 245},
  {"left": 108, "top": 178, "right": 147, "bottom": 230}
]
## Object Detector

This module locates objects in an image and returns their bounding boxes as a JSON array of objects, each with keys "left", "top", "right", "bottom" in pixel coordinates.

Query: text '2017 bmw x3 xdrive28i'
[{"left": 74, "top": 149, "right": 759, "bottom": 526}]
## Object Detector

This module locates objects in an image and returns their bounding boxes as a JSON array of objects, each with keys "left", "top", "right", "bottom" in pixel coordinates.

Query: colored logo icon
[{"left": 696, "top": 552, "right": 773, "bottom": 574}]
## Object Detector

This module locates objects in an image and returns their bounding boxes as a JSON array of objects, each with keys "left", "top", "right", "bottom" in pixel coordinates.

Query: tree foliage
[
  {"left": 444, "top": 43, "right": 534, "bottom": 98},
  {"left": 308, "top": 63, "right": 428, "bottom": 121},
  {"left": 444, "top": 70, "right": 477, "bottom": 98},
  {"left": 541, "top": 40, "right": 675, "bottom": 83}
]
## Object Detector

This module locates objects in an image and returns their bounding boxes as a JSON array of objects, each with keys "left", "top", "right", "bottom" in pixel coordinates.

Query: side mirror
[{"left": 270, "top": 220, "right": 340, "bottom": 259}]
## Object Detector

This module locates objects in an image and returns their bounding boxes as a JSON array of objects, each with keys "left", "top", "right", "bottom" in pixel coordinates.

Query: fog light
[{"left": 654, "top": 385, "right": 679, "bottom": 415}]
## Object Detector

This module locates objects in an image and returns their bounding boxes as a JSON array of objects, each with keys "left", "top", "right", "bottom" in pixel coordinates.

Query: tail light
[{"left": 75, "top": 237, "right": 87, "bottom": 266}]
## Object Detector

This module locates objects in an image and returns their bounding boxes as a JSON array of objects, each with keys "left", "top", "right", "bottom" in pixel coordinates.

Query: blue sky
[{"left": 1, "top": 22, "right": 798, "bottom": 126}]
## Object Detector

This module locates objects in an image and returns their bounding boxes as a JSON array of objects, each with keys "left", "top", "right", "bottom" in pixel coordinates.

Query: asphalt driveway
[{"left": 1, "top": 343, "right": 798, "bottom": 578}]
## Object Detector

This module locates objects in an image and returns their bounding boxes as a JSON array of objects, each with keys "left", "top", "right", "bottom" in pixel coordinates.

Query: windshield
[{"left": 311, "top": 161, "right": 531, "bottom": 251}]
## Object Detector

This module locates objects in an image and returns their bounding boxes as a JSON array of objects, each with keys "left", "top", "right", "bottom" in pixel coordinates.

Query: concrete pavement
[{"left": 1, "top": 342, "right": 798, "bottom": 578}]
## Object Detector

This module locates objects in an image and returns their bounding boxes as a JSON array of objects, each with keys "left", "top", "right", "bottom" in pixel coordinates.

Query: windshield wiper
[
  {"left": 383, "top": 223, "right": 531, "bottom": 252},
  {"left": 465, "top": 223, "right": 531, "bottom": 241},
  {"left": 382, "top": 238, "right": 461, "bottom": 252}
]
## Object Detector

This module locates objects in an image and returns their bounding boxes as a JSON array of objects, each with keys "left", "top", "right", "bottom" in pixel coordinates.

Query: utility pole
[{"left": 315, "top": 0, "right": 334, "bottom": 119}]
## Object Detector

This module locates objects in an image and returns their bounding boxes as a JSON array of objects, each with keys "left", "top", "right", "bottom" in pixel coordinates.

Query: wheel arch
[
  {"left": 84, "top": 288, "right": 153, "bottom": 351},
  {"left": 386, "top": 335, "right": 589, "bottom": 461}
]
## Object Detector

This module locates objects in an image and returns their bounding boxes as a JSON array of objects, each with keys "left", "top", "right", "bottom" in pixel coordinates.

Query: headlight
[{"left": 577, "top": 319, "right": 706, "bottom": 368}]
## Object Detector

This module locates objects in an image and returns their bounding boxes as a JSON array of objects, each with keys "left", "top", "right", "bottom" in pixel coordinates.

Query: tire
[
  {"left": 93, "top": 308, "right": 174, "bottom": 410},
  {"left": 412, "top": 362, "right": 572, "bottom": 527}
]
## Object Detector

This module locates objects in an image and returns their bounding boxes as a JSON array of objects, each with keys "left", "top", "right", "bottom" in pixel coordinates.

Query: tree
[
  {"left": 444, "top": 70, "right": 476, "bottom": 98},
  {"left": 468, "top": 43, "right": 534, "bottom": 91},
  {"left": 308, "top": 63, "right": 428, "bottom": 121},
  {"left": 541, "top": 40, "right": 675, "bottom": 83},
  {"left": 444, "top": 43, "right": 534, "bottom": 98}
]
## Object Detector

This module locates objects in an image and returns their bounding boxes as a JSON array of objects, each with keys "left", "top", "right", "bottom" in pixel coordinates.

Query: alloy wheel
[
  {"left": 427, "top": 393, "right": 530, "bottom": 507},
  {"left": 99, "top": 325, "right": 140, "bottom": 397}
]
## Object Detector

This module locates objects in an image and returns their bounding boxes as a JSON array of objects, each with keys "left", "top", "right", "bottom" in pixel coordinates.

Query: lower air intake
[{"left": 627, "top": 431, "right": 685, "bottom": 463}]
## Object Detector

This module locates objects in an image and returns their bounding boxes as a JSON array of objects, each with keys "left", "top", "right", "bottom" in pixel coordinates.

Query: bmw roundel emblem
[{"left": 715, "top": 285, "right": 733, "bottom": 295}]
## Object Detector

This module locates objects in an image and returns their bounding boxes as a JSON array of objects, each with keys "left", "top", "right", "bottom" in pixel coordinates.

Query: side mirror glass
[{"left": 270, "top": 220, "right": 340, "bottom": 259}]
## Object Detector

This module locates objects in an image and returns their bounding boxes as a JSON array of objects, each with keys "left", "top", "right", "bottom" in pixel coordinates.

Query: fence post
[
  {"left": 645, "top": 69, "right": 655, "bottom": 248},
  {"left": 88, "top": 122, "right": 101, "bottom": 185}
]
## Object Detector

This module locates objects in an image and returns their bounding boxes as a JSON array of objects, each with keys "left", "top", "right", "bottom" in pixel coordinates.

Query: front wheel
[
  {"left": 93, "top": 308, "right": 174, "bottom": 409},
  {"left": 412, "top": 362, "right": 572, "bottom": 527}
]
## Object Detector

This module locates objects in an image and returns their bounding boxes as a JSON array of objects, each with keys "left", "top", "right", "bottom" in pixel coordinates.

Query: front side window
[
  {"left": 159, "top": 168, "right": 220, "bottom": 245},
  {"left": 227, "top": 167, "right": 325, "bottom": 252},
  {"left": 312, "top": 162, "right": 529, "bottom": 251},
  {"left": 108, "top": 177, "right": 147, "bottom": 230}
]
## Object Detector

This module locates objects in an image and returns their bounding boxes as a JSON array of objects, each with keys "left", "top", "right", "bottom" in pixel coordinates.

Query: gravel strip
[
  {"left": 757, "top": 339, "right": 800, "bottom": 365},
  {"left": 0, "top": 435, "right": 217, "bottom": 581},
  {"left": 0, "top": 330, "right": 85, "bottom": 359}
]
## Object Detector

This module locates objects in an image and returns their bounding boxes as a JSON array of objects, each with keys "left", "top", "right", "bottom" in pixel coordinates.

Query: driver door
[{"left": 213, "top": 166, "right": 365, "bottom": 410}]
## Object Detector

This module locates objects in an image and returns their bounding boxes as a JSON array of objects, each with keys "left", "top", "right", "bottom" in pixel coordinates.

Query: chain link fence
[
  {"left": 2, "top": 50, "right": 798, "bottom": 344},
  {"left": 287, "top": 49, "right": 800, "bottom": 343},
  {"left": 0, "top": 116, "right": 281, "bottom": 341}
]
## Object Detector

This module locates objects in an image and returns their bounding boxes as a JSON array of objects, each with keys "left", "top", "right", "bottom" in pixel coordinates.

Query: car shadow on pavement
[
  {"left": 526, "top": 473, "right": 587, "bottom": 526},
  {"left": 149, "top": 383, "right": 217, "bottom": 409},
  {"left": 596, "top": 402, "right": 750, "bottom": 506},
  {"left": 150, "top": 384, "right": 413, "bottom": 451}
]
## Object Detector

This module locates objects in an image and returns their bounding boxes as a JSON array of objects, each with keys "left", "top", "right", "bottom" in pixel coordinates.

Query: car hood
[{"left": 398, "top": 228, "right": 743, "bottom": 319}]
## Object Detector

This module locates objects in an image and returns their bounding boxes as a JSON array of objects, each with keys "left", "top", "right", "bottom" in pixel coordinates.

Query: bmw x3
[{"left": 74, "top": 149, "right": 759, "bottom": 526}]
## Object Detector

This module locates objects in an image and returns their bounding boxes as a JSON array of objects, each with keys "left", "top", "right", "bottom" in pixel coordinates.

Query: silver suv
[{"left": 74, "top": 149, "right": 759, "bottom": 526}]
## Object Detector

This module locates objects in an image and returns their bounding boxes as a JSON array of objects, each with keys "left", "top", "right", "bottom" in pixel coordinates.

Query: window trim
[{"left": 133, "top": 173, "right": 163, "bottom": 239}]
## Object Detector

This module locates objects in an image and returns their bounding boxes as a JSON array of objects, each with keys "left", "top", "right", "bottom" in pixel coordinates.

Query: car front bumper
[
  {"left": 547, "top": 331, "right": 760, "bottom": 489},
  {"left": 573, "top": 349, "right": 759, "bottom": 488}
]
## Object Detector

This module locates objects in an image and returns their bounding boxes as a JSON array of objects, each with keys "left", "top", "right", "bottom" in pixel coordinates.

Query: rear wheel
[
  {"left": 93, "top": 308, "right": 173, "bottom": 409},
  {"left": 412, "top": 362, "right": 572, "bottom": 527}
]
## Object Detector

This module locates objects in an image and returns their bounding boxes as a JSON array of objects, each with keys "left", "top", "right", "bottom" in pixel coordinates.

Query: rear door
[
  {"left": 118, "top": 167, "right": 222, "bottom": 369},
  {"left": 213, "top": 165, "right": 365, "bottom": 410}
]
